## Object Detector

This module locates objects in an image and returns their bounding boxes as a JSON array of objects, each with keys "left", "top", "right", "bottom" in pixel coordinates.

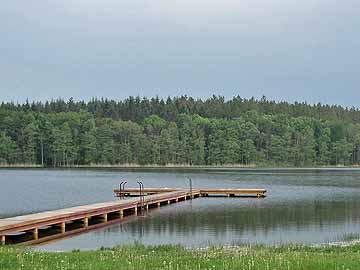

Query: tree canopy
[{"left": 0, "top": 95, "right": 360, "bottom": 167}]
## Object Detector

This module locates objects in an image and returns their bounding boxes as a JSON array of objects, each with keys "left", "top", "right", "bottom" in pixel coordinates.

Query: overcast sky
[{"left": 1, "top": 0, "right": 359, "bottom": 107}]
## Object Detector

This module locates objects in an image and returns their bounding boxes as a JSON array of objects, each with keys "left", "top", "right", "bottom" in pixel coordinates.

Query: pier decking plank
[{"left": 114, "top": 188, "right": 267, "bottom": 197}]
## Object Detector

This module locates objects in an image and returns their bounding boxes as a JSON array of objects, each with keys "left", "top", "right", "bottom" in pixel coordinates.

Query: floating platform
[
  {"left": 114, "top": 188, "right": 267, "bottom": 198},
  {"left": 0, "top": 187, "right": 266, "bottom": 246}
]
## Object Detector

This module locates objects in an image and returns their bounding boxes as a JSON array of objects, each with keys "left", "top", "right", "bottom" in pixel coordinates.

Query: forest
[{"left": 0, "top": 95, "right": 360, "bottom": 167}]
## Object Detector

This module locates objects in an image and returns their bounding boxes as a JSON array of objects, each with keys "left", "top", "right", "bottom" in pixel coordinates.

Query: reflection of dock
[{"left": 0, "top": 188, "right": 266, "bottom": 246}]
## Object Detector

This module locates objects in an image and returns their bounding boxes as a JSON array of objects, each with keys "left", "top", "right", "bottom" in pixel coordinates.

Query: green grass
[{"left": 1, "top": 244, "right": 360, "bottom": 270}]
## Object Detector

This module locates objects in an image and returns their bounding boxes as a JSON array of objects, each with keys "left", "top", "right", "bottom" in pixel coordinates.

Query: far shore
[{"left": 1, "top": 164, "right": 360, "bottom": 170}]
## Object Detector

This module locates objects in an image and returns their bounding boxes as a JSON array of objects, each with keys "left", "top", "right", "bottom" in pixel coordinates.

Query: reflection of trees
[{"left": 100, "top": 198, "right": 360, "bottom": 238}]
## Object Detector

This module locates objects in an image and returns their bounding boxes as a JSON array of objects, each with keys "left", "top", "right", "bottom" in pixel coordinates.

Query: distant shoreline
[{"left": 1, "top": 164, "right": 360, "bottom": 170}]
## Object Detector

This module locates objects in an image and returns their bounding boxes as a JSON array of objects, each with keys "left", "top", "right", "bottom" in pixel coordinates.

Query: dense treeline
[
  {"left": 0, "top": 96, "right": 360, "bottom": 167},
  {"left": 2, "top": 95, "right": 360, "bottom": 124}
]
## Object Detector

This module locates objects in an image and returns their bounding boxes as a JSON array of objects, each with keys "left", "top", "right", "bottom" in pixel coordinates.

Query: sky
[{"left": 1, "top": 0, "right": 359, "bottom": 107}]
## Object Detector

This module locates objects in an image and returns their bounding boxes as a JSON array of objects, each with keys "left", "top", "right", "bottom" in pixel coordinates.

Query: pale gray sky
[{"left": 1, "top": 0, "right": 359, "bottom": 106}]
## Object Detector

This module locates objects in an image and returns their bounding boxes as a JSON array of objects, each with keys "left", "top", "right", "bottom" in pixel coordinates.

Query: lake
[{"left": 1, "top": 168, "right": 360, "bottom": 251}]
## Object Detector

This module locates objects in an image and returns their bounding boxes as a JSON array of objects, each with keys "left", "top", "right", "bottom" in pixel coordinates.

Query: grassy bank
[{"left": 1, "top": 245, "right": 360, "bottom": 270}]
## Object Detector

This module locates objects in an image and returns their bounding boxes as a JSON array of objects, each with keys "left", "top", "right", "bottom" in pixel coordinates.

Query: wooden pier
[
  {"left": 114, "top": 188, "right": 267, "bottom": 198},
  {"left": 0, "top": 188, "right": 266, "bottom": 246}
]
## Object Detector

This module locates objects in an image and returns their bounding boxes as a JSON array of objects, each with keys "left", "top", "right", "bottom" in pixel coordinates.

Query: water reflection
[
  {"left": 40, "top": 195, "right": 360, "bottom": 251},
  {"left": 105, "top": 198, "right": 360, "bottom": 237}
]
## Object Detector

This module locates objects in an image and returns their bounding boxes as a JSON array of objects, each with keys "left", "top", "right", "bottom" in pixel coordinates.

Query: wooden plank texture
[{"left": 115, "top": 188, "right": 267, "bottom": 196}]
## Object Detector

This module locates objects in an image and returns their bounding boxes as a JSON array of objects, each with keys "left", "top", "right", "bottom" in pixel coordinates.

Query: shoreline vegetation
[
  {"left": 1, "top": 244, "right": 360, "bottom": 270},
  {"left": 1, "top": 163, "right": 360, "bottom": 170}
]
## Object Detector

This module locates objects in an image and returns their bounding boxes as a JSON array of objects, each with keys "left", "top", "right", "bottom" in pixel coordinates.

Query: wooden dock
[
  {"left": 114, "top": 188, "right": 267, "bottom": 197},
  {"left": 0, "top": 187, "right": 266, "bottom": 246}
]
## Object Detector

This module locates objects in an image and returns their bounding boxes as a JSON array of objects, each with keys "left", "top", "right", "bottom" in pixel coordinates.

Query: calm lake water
[{"left": 1, "top": 168, "right": 360, "bottom": 251}]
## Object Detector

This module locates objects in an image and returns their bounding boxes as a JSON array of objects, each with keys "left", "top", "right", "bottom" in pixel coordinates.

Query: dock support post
[
  {"left": 1, "top": 235, "right": 5, "bottom": 245},
  {"left": 102, "top": 214, "right": 108, "bottom": 222},
  {"left": 134, "top": 207, "right": 138, "bottom": 216},
  {"left": 33, "top": 228, "right": 38, "bottom": 240},
  {"left": 61, "top": 222, "right": 66, "bottom": 234},
  {"left": 119, "top": 210, "right": 124, "bottom": 218},
  {"left": 84, "top": 217, "right": 89, "bottom": 227},
  {"left": 157, "top": 202, "right": 160, "bottom": 208},
  {"left": 175, "top": 198, "right": 178, "bottom": 203},
  {"left": 167, "top": 200, "right": 170, "bottom": 205},
  {"left": 146, "top": 204, "right": 149, "bottom": 211}
]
